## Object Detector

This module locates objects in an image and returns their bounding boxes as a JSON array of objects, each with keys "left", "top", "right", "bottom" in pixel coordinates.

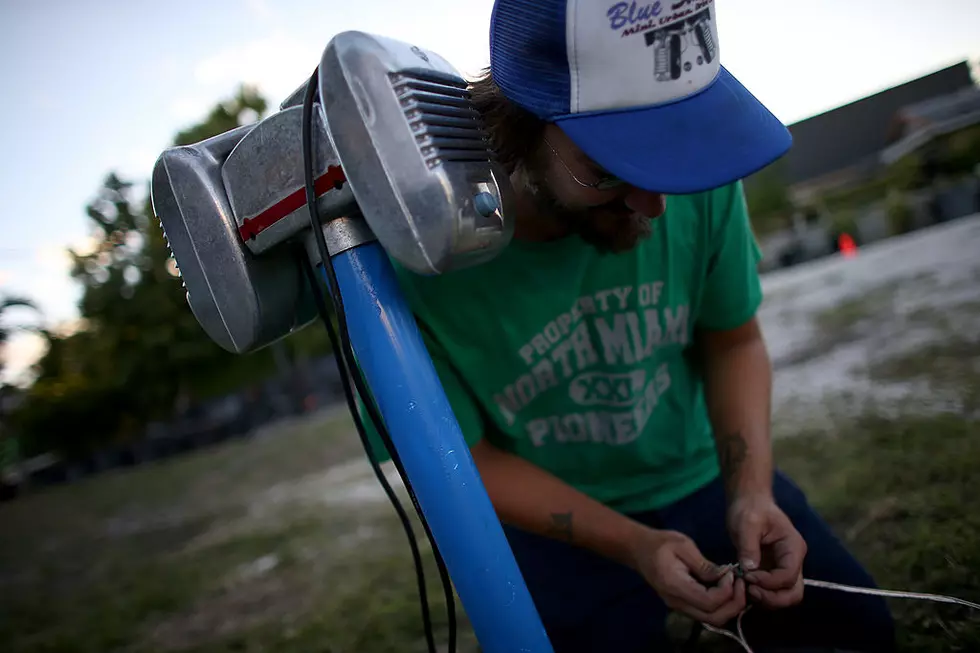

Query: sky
[{"left": 1, "top": 0, "right": 978, "bottom": 385}]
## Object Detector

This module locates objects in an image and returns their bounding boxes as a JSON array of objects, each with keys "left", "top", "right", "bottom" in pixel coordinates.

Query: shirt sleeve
[
  {"left": 695, "top": 181, "right": 765, "bottom": 331},
  {"left": 355, "top": 303, "right": 487, "bottom": 464}
]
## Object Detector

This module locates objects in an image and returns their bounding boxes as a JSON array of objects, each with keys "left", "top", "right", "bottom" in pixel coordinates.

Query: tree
[
  {"left": 12, "top": 84, "right": 332, "bottom": 459},
  {"left": 744, "top": 159, "right": 795, "bottom": 236},
  {"left": 1, "top": 297, "right": 42, "bottom": 472},
  {"left": 1, "top": 296, "right": 39, "bottom": 355},
  {"left": 0, "top": 296, "right": 43, "bottom": 383},
  {"left": 174, "top": 84, "right": 267, "bottom": 146}
]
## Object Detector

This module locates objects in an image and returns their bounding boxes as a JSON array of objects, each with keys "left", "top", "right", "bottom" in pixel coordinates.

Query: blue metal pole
[{"left": 328, "top": 242, "right": 553, "bottom": 653}]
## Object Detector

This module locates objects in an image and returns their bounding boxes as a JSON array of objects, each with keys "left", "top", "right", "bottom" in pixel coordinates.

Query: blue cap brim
[{"left": 554, "top": 67, "right": 792, "bottom": 195}]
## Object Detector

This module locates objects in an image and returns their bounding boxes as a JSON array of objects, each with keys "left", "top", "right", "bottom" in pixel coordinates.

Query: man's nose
[{"left": 623, "top": 187, "right": 667, "bottom": 218}]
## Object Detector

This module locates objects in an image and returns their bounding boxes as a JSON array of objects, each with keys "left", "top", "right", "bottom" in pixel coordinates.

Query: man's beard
[{"left": 521, "top": 164, "right": 654, "bottom": 255}]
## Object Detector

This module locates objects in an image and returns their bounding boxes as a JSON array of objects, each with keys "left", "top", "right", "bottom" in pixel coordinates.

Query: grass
[
  {"left": 771, "top": 412, "right": 980, "bottom": 652},
  {"left": 4, "top": 410, "right": 977, "bottom": 653},
  {"left": 816, "top": 271, "right": 940, "bottom": 331},
  {"left": 3, "top": 314, "right": 980, "bottom": 652},
  {"left": 866, "top": 337, "right": 980, "bottom": 413},
  {"left": 773, "top": 274, "right": 924, "bottom": 369}
]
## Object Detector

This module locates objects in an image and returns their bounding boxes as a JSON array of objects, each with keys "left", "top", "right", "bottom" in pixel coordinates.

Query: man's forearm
[
  {"left": 701, "top": 330, "right": 774, "bottom": 500},
  {"left": 470, "top": 438, "right": 655, "bottom": 570}
]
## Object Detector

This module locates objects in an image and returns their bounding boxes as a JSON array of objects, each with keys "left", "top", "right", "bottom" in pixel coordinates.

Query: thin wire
[
  {"left": 697, "top": 573, "right": 980, "bottom": 652},
  {"left": 803, "top": 578, "right": 980, "bottom": 611},
  {"left": 702, "top": 610, "right": 753, "bottom": 653}
]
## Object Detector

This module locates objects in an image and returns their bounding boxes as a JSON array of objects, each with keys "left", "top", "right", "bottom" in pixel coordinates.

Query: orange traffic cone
[{"left": 839, "top": 233, "right": 858, "bottom": 258}]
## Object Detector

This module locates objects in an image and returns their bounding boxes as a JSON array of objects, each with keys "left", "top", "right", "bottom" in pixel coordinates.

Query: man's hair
[{"left": 468, "top": 68, "right": 547, "bottom": 174}]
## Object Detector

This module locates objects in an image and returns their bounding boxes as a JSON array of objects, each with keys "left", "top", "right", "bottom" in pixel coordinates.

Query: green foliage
[
  {"left": 885, "top": 189, "right": 915, "bottom": 236},
  {"left": 172, "top": 85, "right": 267, "bottom": 147},
  {"left": 0, "top": 295, "right": 41, "bottom": 381},
  {"left": 885, "top": 151, "right": 926, "bottom": 191},
  {"left": 827, "top": 206, "right": 859, "bottom": 236},
  {"left": 10, "top": 84, "right": 332, "bottom": 460},
  {"left": 820, "top": 176, "right": 887, "bottom": 214},
  {"left": 940, "top": 124, "right": 980, "bottom": 177},
  {"left": 743, "top": 159, "right": 794, "bottom": 236},
  {"left": 817, "top": 121, "right": 979, "bottom": 224},
  {"left": 808, "top": 144, "right": 924, "bottom": 222}
]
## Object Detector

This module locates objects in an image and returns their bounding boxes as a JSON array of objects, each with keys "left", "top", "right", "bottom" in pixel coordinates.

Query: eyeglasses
[{"left": 543, "top": 137, "right": 627, "bottom": 192}]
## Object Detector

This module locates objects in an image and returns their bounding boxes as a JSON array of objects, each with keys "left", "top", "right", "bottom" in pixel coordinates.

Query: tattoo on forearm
[
  {"left": 548, "top": 512, "right": 574, "bottom": 543},
  {"left": 718, "top": 430, "right": 748, "bottom": 493}
]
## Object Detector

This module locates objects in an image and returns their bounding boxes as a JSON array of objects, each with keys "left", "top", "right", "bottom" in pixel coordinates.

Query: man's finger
[
  {"left": 674, "top": 541, "right": 726, "bottom": 584},
  {"left": 734, "top": 513, "right": 763, "bottom": 572},
  {"left": 667, "top": 580, "right": 746, "bottom": 628},
  {"left": 748, "top": 576, "right": 805, "bottom": 609},
  {"left": 705, "top": 569, "right": 736, "bottom": 603},
  {"left": 773, "top": 535, "right": 806, "bottom": 579},
  {"left": 745, "top": 568, "right": 795, "bottom": 591},
  {"left": 672, "top": 572, "right": 735, "bottom": 614},
  {"left": 703, "top": 578, "right": 747, "bottom": 626},
  {"left": 745, "top": 540, "right": 804, "bottom": 590}
]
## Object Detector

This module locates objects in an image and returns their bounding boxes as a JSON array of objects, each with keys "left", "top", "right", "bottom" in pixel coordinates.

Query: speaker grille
[{"left": 389, "top": 69, "right": 491, "bottom": 169}]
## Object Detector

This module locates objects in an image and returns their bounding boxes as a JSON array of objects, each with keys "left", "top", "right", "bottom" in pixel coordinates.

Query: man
[{"left": 364, "top": 1, "right": 897, "bottom": 650}]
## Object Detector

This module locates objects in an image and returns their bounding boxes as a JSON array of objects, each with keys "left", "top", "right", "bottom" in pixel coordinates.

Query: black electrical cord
[
  {"left": 298, "top": 253, "right": 442, "bottom": 649},
  {"left": 300, "top": 66, "right": 456, "bottom": 653}
]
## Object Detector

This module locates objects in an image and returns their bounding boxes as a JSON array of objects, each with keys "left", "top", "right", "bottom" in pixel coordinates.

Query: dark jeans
[{"left": 503, "top": 470, "right": 897, "bottom": 652}]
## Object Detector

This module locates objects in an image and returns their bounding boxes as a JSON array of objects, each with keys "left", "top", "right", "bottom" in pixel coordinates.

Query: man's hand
[
  {"left": 629, "top": 528, "right": 746, "bottom": 627},
  {"left": 727, "top": 494, "right": 807, "bottom": 609}
]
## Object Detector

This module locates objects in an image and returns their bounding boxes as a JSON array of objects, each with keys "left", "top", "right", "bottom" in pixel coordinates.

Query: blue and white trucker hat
[{"left": 489, "top": 0, "right": 792, "bottom": 194}]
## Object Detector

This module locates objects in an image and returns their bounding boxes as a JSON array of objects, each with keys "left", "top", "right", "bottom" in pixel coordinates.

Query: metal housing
[
  {"left": 150, "top": 126, "right": 318, "bottom": 354},
  {"left": 319, "top": 31, "right": 515, "bottom": 276}
]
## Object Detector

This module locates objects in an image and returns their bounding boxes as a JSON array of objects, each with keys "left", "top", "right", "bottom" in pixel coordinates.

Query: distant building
[
  {"left": 778, "top": 61, "right": 977, "bottom": 204},
  {"left": 881, "top": 84, "right": 980, "bottom": 165},
  {"left": 750, "top": 60, "right": 980, "bottom": 272}
]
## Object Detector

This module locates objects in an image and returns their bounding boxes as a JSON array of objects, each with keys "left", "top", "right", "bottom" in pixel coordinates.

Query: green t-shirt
[{"left": 359, "top": 181, "right": 762, "bottom": 514}]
